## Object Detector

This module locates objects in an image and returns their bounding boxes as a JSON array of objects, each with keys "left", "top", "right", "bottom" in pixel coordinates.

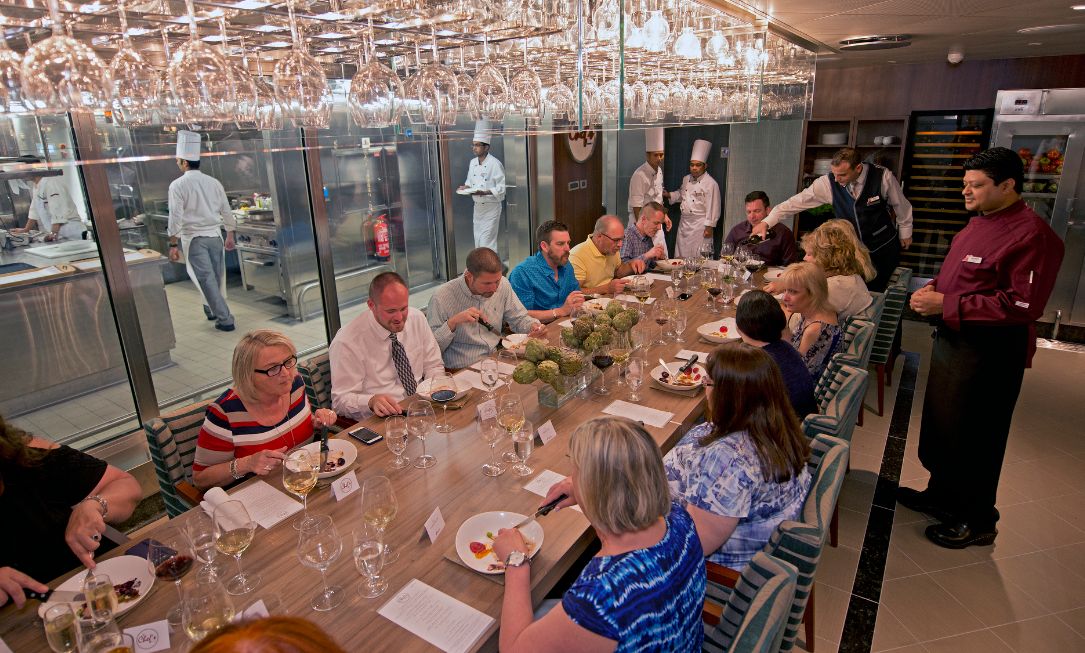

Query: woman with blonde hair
[
  {"left": 779, "top": 261, "right": 844, "bottom": 380},
  {"left": 497, "top": 417, "right": 706, "bottom": 652},
  {"left": 768, "top": 219, "right": 873, "bottom": 319},
  {"left": 192, "top": 330, "right": 336, "bottom": 489},
  {"left": 663, "top": 345, "right": 811, "bottom": 571},
  {"left": 191, "top": 616, "right": 347, "bottom": 653}
]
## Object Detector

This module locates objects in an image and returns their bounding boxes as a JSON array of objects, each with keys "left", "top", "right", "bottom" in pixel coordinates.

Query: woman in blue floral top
[
  {"left": 493, "top": 417, "right": 706, "bottom": 652},
  {"left": 780, "top": 261, "right": 844, "bottom": 381},
  {"left": 664, "top": 344, "right": 812, "bottom": 571}
]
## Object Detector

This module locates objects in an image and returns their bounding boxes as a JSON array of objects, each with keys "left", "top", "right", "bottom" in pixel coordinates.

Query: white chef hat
[
  {"left": 176, "top": 130, "right": 202, "bottom": 162},
  {"left": 691, "top": 139, "right": 712, "bottom": 163},
  {"left": 472, "top": 120, "right": 492, "bottom": 145},
  {"left": 645, "top": 127, "right": 665, "bottom": 153}
]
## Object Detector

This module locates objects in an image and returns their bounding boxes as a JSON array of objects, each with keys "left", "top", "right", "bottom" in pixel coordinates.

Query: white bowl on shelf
[{"left": 820, "top": 132, "right": 847, "bottom": 145}]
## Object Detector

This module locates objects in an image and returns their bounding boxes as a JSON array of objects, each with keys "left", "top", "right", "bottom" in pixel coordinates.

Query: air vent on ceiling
[{"left": 839, "top": 35, "right": 912, "bottom": 51}]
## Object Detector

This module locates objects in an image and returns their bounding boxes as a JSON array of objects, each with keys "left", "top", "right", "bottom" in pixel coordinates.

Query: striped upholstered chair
[
  {"left": 144, "top": 400, "right": 212, "bottom": 518},
  {"left": 837, "top": 318, "right": 876, "bottom": 371},
  {"left": 703, "top": 552, "right": 798, "bottom": 653},
  {"left": 298, "top": 352, "right": 332, "bottom": 410},
  {"left": 869, "top": 280, "right": 909, "bottom": 415},
  {"left": 806, "top": 357, "right": 869, "bottom": 447},
  {"left": 853, "top": 290, "right": 885, "bottom": 327}
]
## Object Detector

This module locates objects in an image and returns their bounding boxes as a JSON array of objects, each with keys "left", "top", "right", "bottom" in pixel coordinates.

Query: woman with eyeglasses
[{"left": 192, "top": 330, "right": 337, "bottom": 489}]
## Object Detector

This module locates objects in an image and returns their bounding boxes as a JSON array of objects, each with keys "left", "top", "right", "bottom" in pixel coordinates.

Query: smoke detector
[{"left": 838, "top": 35, "right": 912, "bottom": 51}]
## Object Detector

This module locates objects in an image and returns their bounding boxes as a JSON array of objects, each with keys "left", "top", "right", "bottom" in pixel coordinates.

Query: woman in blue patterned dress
[
  {"left": 780, "top": 261, "right": 844, "bottom": 381},
  {"left": 664, "top": 344, "right": 812, "bottom": 572},
  {"left": 493, "top": 417, "right": 706, "bottom": 652}
]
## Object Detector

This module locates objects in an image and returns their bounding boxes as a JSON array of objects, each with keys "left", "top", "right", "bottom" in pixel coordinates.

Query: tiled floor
[{"left": 805, "top": 321, "right": 1085, "bottom": 652}]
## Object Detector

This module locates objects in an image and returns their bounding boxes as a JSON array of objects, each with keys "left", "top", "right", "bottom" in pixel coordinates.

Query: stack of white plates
[
  {"left": 820, "top": 132, "right": 847, "bottom": 145},
  {"left": 812, "top": 158, "right": 833, "bottom": 175}
]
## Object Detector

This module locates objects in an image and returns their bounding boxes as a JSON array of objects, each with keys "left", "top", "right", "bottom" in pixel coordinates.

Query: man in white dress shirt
[
  {"left": 10, "top": 157, "right": 85, "bottom": 242},
  {"left": 167, "top": 130, "right": 237, "bottom": 331},
  {"left": 751, "top": 147, "right": 912, "bottom": 291},
  {"left": 669, "top": 139, "right": 721, "bottom": 258},
  {"left": 330, "top": 272, "right": 445, "bottom": 418},
  {"left": 459, "top": 120, "right": 506, "bottom": 253},
  {"left": 627, "top": 127, "right": 671, "bottom": 256}
]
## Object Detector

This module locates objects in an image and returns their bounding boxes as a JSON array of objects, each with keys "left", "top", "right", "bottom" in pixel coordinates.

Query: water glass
[
  {"left": 384, "top": 415, "right": 410, "bottom": 470},
  {"left": 511, "top": 419, "right": 535, "bottom": 477},
  {"left": 353, "top": 523, "right": 388, "bottom": 599},
  {"left": 627, "top": 356, "right": 646, "bottom": 402},
  {"left": 181, "top": 577, "right": 235, "bottom": 643}
]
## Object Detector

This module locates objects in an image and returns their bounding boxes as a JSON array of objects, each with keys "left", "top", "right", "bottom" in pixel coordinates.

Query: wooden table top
[{"left": 1, "top": 273, "right": 749, "bottom": 653}]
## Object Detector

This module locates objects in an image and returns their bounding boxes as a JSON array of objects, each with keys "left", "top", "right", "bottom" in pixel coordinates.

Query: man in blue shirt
[
  {"left": 620, "top": 201, "right": 667, "bottom": 269},
  {"left": 509, "top": 220, "right": 585, "bottom": 323}
]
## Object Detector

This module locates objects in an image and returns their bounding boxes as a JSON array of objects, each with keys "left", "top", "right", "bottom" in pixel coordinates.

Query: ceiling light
[
  {"left": 231, "top": 1, "right": 270, "bottom": 8},
  {"left": 311, "top": 12, "right": 349, "bottom": 20},
  {"left": 1073, "top": 4, "right": 1085, "bottom": 9},
  {"left": 250, "top": 24, "right": 286, "bottom": 33},
  {"left": 839, "top": 34, "right": 912, "bottom": 50},
  {"left": 1017, "top": 24, "right": 1083, "bottom": 33},
  {"left": 263, "top": 41, "right": 291, "bottom": 48},
  {"left": 315, "top": 32, "right": 349, "bottom": 39}
]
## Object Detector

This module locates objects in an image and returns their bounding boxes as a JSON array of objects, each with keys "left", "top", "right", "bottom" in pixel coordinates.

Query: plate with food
[
  {"left": 501, "top": 333, "right": 529, "bottom": 355},
  {"left": 37, "top": 555, "right": 155, "bottom": 619},
  {"left": 654, "top": 258, "right": 685, "bottom": 271},
  {"left": 762, "top": 266, "right": 787, "bottom": 281},
  {"left": 299, "top": 438, "right": 359, "bottom": 478},
  {"left": 416, "top": 376, "right": 469, "bottom": 402},
  {"left": 651, "top": 362, "right": 707, "bottom": 391},
  {"left": 456, "top": 186, "right": 481, "bottom": 196},
  {"left": 697, "top": 317, "right": 741, "bottom": 344},
  {"left": 581, "top": 297, "right": 613, "bottom": 314},
  {"left": 455, "top": 511, "right": 545, "bottom": 574}
]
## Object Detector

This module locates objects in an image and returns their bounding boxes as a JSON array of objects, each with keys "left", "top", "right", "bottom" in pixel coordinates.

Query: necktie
[{"left": 390, "top": 333, "right": 417, "bottom": 396}]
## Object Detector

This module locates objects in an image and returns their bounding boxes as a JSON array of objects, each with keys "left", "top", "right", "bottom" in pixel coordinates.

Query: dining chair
[
  {"left": 702, "top": 552, "right": 799, "bottom": 653},
  {"left": 298, "top": 352, "right": 332, "bottom": 410},
  {"left": 868, "top": 281, "right": 908, "bottom": 415},
  {"left": 144, "top": 399, "right": 212, "bottom": 518},
  {"left": 853, "top": 290, "right": 885, "bottom": 327},
  {"left": 837, "top": 318, "right": 876, "bottom": 426}
]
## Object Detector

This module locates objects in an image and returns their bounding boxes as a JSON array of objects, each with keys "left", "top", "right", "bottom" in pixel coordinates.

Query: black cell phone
[
  {"left": 677, "top": 292, "right": 693, "bottom": 301},
  {"left": 346, "top": 425, "right": 383, "bottom": 445}
]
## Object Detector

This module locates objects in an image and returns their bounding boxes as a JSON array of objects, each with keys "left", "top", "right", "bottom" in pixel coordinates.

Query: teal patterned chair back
[
  {"left": 869, "top": 283, "right": 908, "bottom": 367},
  {"left": 853, "top": 291, "right": 885, "bottom": 330},
  {"left": 764, "top": 522, "right": 823, "bottom": 652},
  {"left": 803, "top": 435, "right": 851, "bottom": 542},
  {"left": 144, "top": 400, "right": 212, "bottom": 518},
  {"left": 838, "top": 318, "right": 876, "bottom": 370},
  {"left": 888, "top": 266, "right": 912, "bottom": 290},
  {"left": 805, "top": 360, "right": 868, "bottom": 444},
  {"left": 298, "top": 352, "right": 332, "bottom": 410},
  {"left": 704, "top": 552, "right": 798, "bottom": 653}
]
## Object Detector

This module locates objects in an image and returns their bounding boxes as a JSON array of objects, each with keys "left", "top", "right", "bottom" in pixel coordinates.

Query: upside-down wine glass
[
  {"left": 109, "top": 0, "right": 157, "bottom": 126},
  {"left": 20, "top": 0, "right": 109, "bottom": 113},
  {"left": 274, "top": 0, "right": 331, "bottom": 128},
  {"left": 0, "top": 34, "right": 24, "bottom": 113},
  {"left": 168, "top": 0, "right": 234, "bottom": 126}
]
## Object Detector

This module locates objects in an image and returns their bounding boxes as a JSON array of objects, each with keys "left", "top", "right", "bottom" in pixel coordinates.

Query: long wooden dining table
[{"left": 2, "top": 270, "right": 757, "bottom": 652}]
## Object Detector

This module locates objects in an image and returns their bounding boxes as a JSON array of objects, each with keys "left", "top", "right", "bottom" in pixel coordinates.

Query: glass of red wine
[
  {"left": 147, "top": 527, "right": 195, "bottom": 627},
  {"left": 592, "top": 347, "right": 614, "bottom": 395}
]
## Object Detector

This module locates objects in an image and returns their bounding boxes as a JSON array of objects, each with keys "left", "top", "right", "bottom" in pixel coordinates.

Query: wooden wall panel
[
  {"left": 552, "top": 132, "right": 603, "bottom": 244},
  {"left": 812, "top": 54, "right": 1085, "bottom": 118}
]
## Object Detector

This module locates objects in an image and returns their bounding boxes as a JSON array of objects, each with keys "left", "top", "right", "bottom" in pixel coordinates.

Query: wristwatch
[
  {"left": 83, "top": 494, "right": 108, "bottom": 519},
  {"left": 504, "top": 550, "right": 529, "bottom": 569}
]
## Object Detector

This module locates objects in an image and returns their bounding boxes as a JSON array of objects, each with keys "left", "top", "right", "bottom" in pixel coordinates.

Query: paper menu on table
[
  {"left": 645, "top": 273, "right": 672, "bottom": 283},
  {"left": 523, "top": 470, "right": 582, "bottom": 514},
  {"left": 378, "top": 579, "right": 495, "bottom": 653},
  {"left": 201, "top": 481, "right": 302, "bottom": 529},
  {"left": 602, "top": 400, "right": 674, "bottom": 428},
  {"left": 614, "top": 294, "right": 655, "bottom": 305}
]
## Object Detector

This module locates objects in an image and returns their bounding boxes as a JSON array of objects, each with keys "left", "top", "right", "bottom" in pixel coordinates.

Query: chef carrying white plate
[
  {"left": 459, "top": 120, "right": 506, "bottom": 253},
  {"left": 9, "top": 156, "right": 86, "bottom": 242},
  {"left": 167, "top": 130, "right": 237, "bottom": 332}
]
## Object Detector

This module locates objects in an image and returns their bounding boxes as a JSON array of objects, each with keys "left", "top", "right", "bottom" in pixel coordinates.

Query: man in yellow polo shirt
[{"left": 569, "top": 215, "right": 646, "bottom": 295}]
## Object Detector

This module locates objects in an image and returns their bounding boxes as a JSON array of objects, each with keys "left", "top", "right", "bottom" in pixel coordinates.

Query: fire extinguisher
[{"left": 373, "top": 213, "right": 391, "bottom": 262}]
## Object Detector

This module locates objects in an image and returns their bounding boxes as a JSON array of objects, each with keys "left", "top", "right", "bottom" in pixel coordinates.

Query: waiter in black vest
[{"left": 751, "top": 147, "right": 912, "bottom": 291}]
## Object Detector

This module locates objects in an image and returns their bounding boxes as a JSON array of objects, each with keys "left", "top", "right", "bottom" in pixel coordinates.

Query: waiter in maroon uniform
[{"left": 898, "top": 147, "right": 1064, "bottom": 549}]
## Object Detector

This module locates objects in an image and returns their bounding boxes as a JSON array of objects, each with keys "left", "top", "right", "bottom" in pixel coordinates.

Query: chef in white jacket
[
  {"left": 167, "top": 130, "right": 237, "bottom": 332},
  {"left": 627, "top": 127, "right": 670, "bottom": 256},
  {"left": 669, "top": 139, "right": 721, "bottom": 258},
  {"left": 459, "top": 120, "right": 506, "bottom": 252},
  {"left": 11, "top": 158, "right": 85, "bottom": 241}
]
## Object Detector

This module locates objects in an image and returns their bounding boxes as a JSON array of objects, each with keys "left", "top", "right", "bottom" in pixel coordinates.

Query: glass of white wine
[
  {"left": 87, "top": 633, "right": 135, "bottom": 653},
  {"left": 407, "top": 399, "right": 437, "bottom": 469},
  {"left": 181, "top": 577, "right": 235, "bottom": 643},
  {"left": 360, "top": 475, "right": 400, "bottom": 564},
  {"left": 44, "top": 603, "right": 78, "bottom": 653},
  {"left": 297, "top": 514, "right": 344, "bottom": 612},
  {"left": 511, "top": 419, "right": 535, "bottom": 477},
  {"left": 384, "top": 415, "right": 410, "bottom": 470},
  {"left": 213, "top": 500, "right": 261, "bottom": 595},
  {"left": 283, "top": 448, "right": 319, "bottom": 530},
  {"left": 497, "top": 394, "right": 526, "bottom": 461},
  {"left": 82, "top": 573, "right": 117, "bottom": 623},
  {"left": 353, "top": 523, "right": 388, "bottom": 599}
]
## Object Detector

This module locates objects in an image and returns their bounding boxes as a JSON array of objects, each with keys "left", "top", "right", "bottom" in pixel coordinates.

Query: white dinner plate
[
  {"left": 581, "top": 297, "right": 613, "bottom": 314},
  {"left": 651, "top": 363, "right": 708, "bottom": 390},
  {"left": 456, "top": 187, "right": 480, "bottom": 196},
  {"left": 763, "top": 267, "right": 787, "bottom": 281},
  {"left": 501, "top": 333, "right": 529, "bottom": 355},
  {"left": 38, "top": 555, "right": 155, "bottom": 619},
  {"left": 697, "top": 317, "right": 741, "bottom": 343},
  {"left": 299, "top": 438, "right": 359, "bottom": 479},
  {"left": 455, "top": 512, "right": 545, "bottom": 575},
  {"left": 654, "top": 258, "right": 684, "bottom": 271},
  {"left": 416, "top": 376, "right": 469, "bottom": 402}
]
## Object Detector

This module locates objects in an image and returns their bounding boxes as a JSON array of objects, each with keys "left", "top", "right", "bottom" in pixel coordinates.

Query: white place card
[
  {"left": 0, "top": 638, "right": 11, "bottom": 653},
  {"left": 742, "top": 269, "right": 752, "bottom": 282},
  {"left": 123, "top": 620, "right": 170, "bottom": 652},
  {"left": 676, "top": 349, "right": 710, "bottom": 361},
  {"left": 378, "top": 579, "right": 495, "bottom": 653},
  {"left": 645, "top": 272, "right": 672, "bottom": 283},
  {"left": 536, "top": 420, "right": 558, "bottom": 446},
  {"left": 558, "top": 319, "right": 575, "bottom": 328},
  {"left": 476, "top": 399, "right": 497, "bottom": 421},
  {"left": 523, "top": 470, "right": 582, "bottom": 513},
  {"left": 239, "top": 599, "right": 270, "bottom": 620},
  {"left": 614, "top": 294, "right": 655, "bottom": 305},
  {"left": 331, "top": 470, "right": 360, "bottom": 501},
  {"left": 602, "top": 400, "right": 674, "bottom": 428},
  {"left": 229, "top": 481, "right": 303, "bottom": 529},
  {"left": 453, "top": 369, "right": 505, "bottom": 393},
  {"left": 423, "top": 507, "right": 446, "bottom": 543}
]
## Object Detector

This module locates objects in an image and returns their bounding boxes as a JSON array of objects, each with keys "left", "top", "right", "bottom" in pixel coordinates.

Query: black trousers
[
  {"left": 917, "top": 324, "right": 1028, "bottom": 528},
  {"left": 866, "top": 238, "right": 901, "bottom": 292}
]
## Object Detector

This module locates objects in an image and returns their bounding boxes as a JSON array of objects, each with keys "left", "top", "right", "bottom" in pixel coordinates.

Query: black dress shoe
[
  {"left": 925, "top": 521, "right": 997, "bottom": 549},
  {"left": 896, "top": 486, "right": 955, "bottom": 523},
  {"left": 215, "top": 323, "right": 236, "bottom": 332}
]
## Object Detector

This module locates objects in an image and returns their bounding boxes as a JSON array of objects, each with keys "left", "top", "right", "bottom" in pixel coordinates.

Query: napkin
[
  {"left": 199, "top": 487, "right": 232, "bottom": 521},
  {"left": 614, "top": 294, "right": 655, "bottom": 305},
  {"left": 602, "top": 400, "right": 674, "bottom": 428}
]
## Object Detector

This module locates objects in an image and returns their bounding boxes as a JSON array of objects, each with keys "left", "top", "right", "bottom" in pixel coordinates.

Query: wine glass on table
[
  {"left": 283, "top": 448, "right": 319, "bottom": 530},
  {"left": 511, "top": 419, "right": 535, "bottom": 477},
  {"left": 297, "top": 514, "right": 344, "bottom": 612},
  {"left": 669, "top": 266, "right": 683, "bottom": 295},
  {"left": 705, "top": 268, "right": 723, "bottom": 313},
  {"left": 186, "top": 510, "right": 230, "bottom": 581},
  {"left": 360, "top": 475, "right": 400, "bottom": 564},
  {"left": 652, "top": 300, "right": 671, "bottom": 346},
  {"left": 429, "top": 371, "right": 457, "bottom": 433},
  {"left": 609, "top": 338, "right": 632, "bottom": 388},
  {"left": 497, "top": 394, "right": 526, "bottom": 459},
  {"left": 591, "top": 346, "right": 615, "bottom": 395},
  {"left": 43, "top": 604, "right": 78, "bottom": 653},
  {"left": 384, "top": 415, "right": 410, "bottom": 470},
  {"left": 719, "top": 242, "right": 734, "bottom": 265},
  {"left": 479, "top": 358, "right": 500, "bottom": 400},
  {"left": 630, "top": 275, "right": 651, "bottom": 317},
  {"left": 181, "top": 577, "right": 234, "bottom": 643},
  {"left": 478, "top": 416, "right": 506, "bottom": 477},
  {"left": 672, "top": 307, "right": 688, "bottom": 344},
  {"left": 700, "top": 240, "right": 716, "bottom": 262},
  {"left": 213, "top": 500, "right": 260, "bottom": 595},
  {"left": 681, "top": 258, "right": 698, "bottom": 293},
  {"left": 407, "top": 399, "right": 437, "bottom": 469},
  {"left": 147, "top": 527, "right": 195, "bottom": 627},
  {"left": 353, "top": 522, "right": 388, "bottom": 599},
  {"left": 77, "top": 620, "right": 122, "bottom": 653},
  {"left": 626, "top": 355, "right": 646, "bottom": 402}
]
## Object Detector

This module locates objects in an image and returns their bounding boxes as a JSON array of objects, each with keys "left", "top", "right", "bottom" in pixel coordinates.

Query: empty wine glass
[
  {"left": 478, "top": 415, "right": 506, "bottom": 477},
  {"left": 509, "top": 43, "right": 542, "bottom": 127},
  {"left": 0, "top": 36, "right": 23, "bottom": 113},
  {"left": 545, "top": 61, "right": 576, "bottom": 122},
  {"left": 283, "top": 448, "right": 319, "bottom": 530},
  {"left": 479, "top": 358, "right": 500, "bottom": 399},
  {"left": 353, "top": 523, "right": 388, "bottom": 599},
  {"left": 297, "top": 514, "right": 344, "bottom": 612},
  {"left": 511, "top": 419, "right": 535, "bottom": 477},
  {"left": 385, "top": 415, "right": 410, "bottom": 470},
  {"left": 429, "top": 371, "right": 457, "bottom": 433},
  {"left": 147, "top": 527, "right": 195, "bottom": 627},
  {"left": 360, "top": 475, "right": 399, "bottom": 564},
  {"left": 20, "top": 0, "right": 109, "bottom": 113},
  {"left": 472, "top": 50, "right": 509, "bottom": 121},
  {"left": 181, "top": 576, "right": 235, "bottom": 643},
  {"left": 626, "top": 355, "right": 646, "bottom": 402},
  {"left": 186, "top": 510, "right": 230, "bottom": 580},
  {"left": 213, "top": 500, "right": 260, "bottom": 595},
  {"left": 43, "top": 603, "right": 77, "bottom": 653},
  {"left": 407, "top": 399, "right": 436, "bottom": 468},
  {"left": 672, "top": 307, "right": 688, "bottom": 344}
]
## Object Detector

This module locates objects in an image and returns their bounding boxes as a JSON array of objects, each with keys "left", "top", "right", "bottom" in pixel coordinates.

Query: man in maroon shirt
[
  {"left": 898, "top": 147, "right": 1064, "bottom": 549},
  {"left": 723, "top": 191, "right": 799, "bottom": 265}
]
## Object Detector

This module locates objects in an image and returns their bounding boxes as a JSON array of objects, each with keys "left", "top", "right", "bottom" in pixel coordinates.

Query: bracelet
[
  {"left": 229, "top": 459, "right": 244, "bottom": 480},
  {"left": 83, "top": 495, "right": 108, "bottom": 519}
]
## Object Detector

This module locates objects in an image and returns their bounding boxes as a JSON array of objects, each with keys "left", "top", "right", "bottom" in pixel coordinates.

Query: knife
[
  {"left": 511, "top": 494, "right": 568, "bottom": 530},
  {"left": 477, "top": 314, "right": 498, "bottom": 333},
  {"left": 24, "top": 588, "right": 83, "bottom": 603},
  {"left": 678, "top": 354, "right": 699, "bottom": 375},
  {"left": 318, "top": 424, "right": 330, "bottom": 471}
]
